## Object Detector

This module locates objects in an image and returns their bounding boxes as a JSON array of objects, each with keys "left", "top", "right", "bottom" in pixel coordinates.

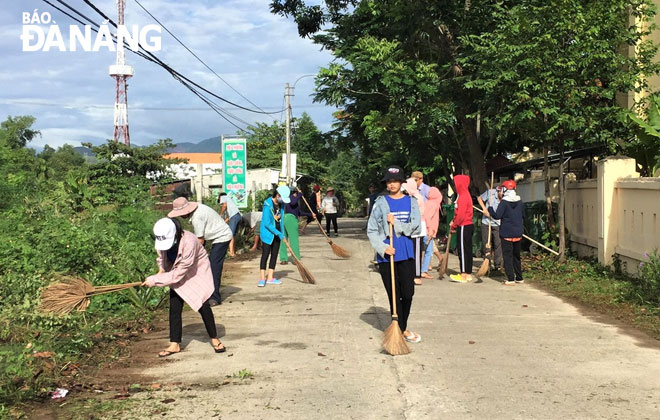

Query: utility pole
[{"left": 285, "top": 82, "right": 292, "bottom": 185}]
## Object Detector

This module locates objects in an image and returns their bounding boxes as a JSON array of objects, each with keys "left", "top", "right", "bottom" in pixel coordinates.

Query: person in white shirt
[
  {"left": 321, "top": 187, "right": 340, "bottom": 236},
  {"left": 168, "top": 197, "right": 232, "bottom": 306},
  {"left": 218, "top": 192, "right": 242, "bottom": 257}
]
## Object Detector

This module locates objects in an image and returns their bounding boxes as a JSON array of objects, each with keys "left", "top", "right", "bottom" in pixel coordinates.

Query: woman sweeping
[
  {"left": 368, "top": 165, "right": 422, "bottom": 343},
  {"left": 279, "top": 187, "right": 314, "bottom": 265},
  {"left": 449, "top": 175, "right": 474, "bottom": 283},
  {"left": 143, "top": 217, "right": 226, "bottom": 357},
  {"left": 258, "top": 186, "right": 290, "bottom": 287},
  {"left": 404, "top": 178, "right": 426, "bottom": 285},
  {"left": 421, "top": 187, "right": 443, "bottom": 278}
]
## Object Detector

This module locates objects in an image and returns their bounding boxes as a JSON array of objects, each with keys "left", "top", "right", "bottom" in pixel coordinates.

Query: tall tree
[{"left": 0, "top": 115, "right": 40, "bottom": 149}]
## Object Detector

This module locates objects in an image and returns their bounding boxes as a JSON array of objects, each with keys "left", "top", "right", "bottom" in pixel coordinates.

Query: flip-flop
[
  {"left": 158, "top": 350, "right": 180, "bottom": 358},
  {"left": 404, "top": 332, "right": 421, "bottom": 343},
  {"left": 213, "top": 343, "right": 227, "bottom": 353}
]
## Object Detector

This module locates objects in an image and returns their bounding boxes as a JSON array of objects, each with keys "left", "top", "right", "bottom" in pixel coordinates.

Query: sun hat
[
  {"left": 411, "top": 171, "right": 423, "bottom": 180},
  {"left": 381, "top": 165, "right": 406, "bottom": 182},
  {"left": 153, "top": 218, "right": 177, "bottom": 251},
  {"left": 276, "top": 185, "right": 291, "bottom": 203},
  {"left": 168, "top": 197, "right": 198, "bottom": 218},
  {"left": 326, "top": 186, "right": 335, "bottom": 192}
]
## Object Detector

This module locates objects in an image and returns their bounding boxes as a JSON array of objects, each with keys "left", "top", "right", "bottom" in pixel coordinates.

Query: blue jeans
[
  {"left": 227, "top": 213, "right": 241, "bottom": 236},
  {"left": 421, "top": 236, "right": 434, "bottom": 273}
]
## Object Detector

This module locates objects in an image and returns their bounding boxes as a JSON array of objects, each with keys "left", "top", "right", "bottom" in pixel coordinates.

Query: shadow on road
[{"left": 360, "top": 305, "right": 391, "bottom": 332}]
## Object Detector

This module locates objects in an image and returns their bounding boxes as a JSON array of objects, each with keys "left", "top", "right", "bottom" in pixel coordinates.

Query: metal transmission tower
[{"left": 109, "top": 0, "right": 133, "bottom": 146}]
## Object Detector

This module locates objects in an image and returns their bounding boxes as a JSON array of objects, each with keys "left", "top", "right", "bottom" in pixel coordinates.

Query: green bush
[{"left": 637, "top": 251, "right": 660, "bottom": 305}]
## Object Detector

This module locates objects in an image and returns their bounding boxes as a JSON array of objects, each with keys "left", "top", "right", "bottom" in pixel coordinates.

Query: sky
[{"left": 0, "top": 0, "right": 336, "bottom": 149}]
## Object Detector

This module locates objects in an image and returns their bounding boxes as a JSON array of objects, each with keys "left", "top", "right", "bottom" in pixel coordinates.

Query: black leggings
[
  {"left": 325, "top": 213, "right": 338, "bottom": 233},
  {"left": 501, "top": 238, "right": 523, "bottom": 282},
  {"left": 456, "top": 224, "right": 474, "bottom": 274},
  {"left": 169, "top": 289, "right": 217, "bottom": 343},
  {"left": 378, "top": 259, "right": 416, "bottom": 332},
  {"left": 260, "top": 237, "right": 281, "bottom": 270}
]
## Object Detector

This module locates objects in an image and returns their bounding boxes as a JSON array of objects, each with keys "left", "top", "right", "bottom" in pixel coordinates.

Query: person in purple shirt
[
  {"left": 412, "top": 171, "right": 429, "bottom": 202},
  {"left": 279, "top": 187, "right": 314, "bottom": 264}
]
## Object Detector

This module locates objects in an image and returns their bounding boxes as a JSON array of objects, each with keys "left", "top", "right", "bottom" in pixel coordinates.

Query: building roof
[{"left": 164, "top": 153, "right": 222, "bottom": 164}]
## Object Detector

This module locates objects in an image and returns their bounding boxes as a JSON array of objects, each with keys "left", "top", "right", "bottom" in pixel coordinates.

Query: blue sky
[{"left": 1, "top": 0, "right": 336, "bottom": 149}]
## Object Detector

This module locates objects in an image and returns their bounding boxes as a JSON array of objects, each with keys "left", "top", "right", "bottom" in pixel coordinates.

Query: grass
[{"left": 524, "top": 255, "right": 660, "bottom": 340}]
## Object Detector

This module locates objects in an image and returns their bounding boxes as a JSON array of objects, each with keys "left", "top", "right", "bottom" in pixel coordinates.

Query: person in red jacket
[{"left": 449, "top": 175, "right": 474, "bottom": 283}]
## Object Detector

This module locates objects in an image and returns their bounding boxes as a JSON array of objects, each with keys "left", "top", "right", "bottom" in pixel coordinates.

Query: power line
[
  {"left": 132, "top": 0, "right": 276, "bottom": 120},
  {"left": 79, "top": 0, "right": 284, "bottom": 115},
  {"left": 40, "top": 0, "right": 253, "bottom": 132},
  {"left": 1, "top": 99, "right": 316, "bottom": 111}
]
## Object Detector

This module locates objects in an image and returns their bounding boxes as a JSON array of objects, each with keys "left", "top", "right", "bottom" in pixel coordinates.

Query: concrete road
[{"left": 124, "top": 219, "right": 660, "bottom": 419}]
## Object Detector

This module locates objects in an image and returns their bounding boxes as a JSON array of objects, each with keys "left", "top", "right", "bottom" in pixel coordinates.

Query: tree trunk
[
  {"left": 461, "top": 116, "right": 488, "bottom": 192},
  {"left": 543, "top": 144, "right": 556, "bottom": 231},
  {"left": 558, "top": 148, "right": 567, "bottom": 262}
]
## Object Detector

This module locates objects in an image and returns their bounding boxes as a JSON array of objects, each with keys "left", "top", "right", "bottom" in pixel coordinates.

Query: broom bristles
[
  {"left": 382, "top": 320, "right": 410, "bottom": 356},
  {"left": 476, "top": 256, "right": 490, "bottom": 277},
  {"left": 291, "top": 258, "right": 316, "bottom": 284},
  {"left": 437, "top": 254, "right": 449, "bottom": 276},
  {"left": 330, "top": 242, "right": 351, "bottom": 258},
  {"left": 41, "top": 276, "right": 141, "bottom": 315}
]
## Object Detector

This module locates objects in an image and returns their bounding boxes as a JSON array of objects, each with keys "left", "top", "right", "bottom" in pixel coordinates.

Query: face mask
[{"left": 276, "top": 197, "right": 284, "bottom": 204}]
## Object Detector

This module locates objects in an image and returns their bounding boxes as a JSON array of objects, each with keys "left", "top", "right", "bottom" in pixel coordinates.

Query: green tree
[
  {"left": 0, "top": 115, "right": 40, "bottom": 149},
  {"left": 39, "top": 144, "right": 86, "bottom": 180},
  {"left": 242, "top": 121, "right": 286, "bottom": 169}
]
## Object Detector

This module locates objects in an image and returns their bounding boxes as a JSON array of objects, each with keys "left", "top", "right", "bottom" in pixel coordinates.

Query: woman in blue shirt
[
  {"left": 258, "top": 186, "right": 290, "bottom": 287},
  {"left": 367, "top": 165, "right": 422, "bottom": 343}
]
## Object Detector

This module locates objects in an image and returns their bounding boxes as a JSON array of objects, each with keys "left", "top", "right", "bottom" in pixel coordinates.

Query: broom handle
[
  {"left": 87, "top": 282, "right": 143, "bottom": 296},
  {"left": 300, "top": 195, "right": 332, "bottom": 242},
  {"left": 388, "top": 222, "right": 397, "bottom": 318},
  {"left": 471, "top": 205, "right": 560, "bottom": 256},
  {"left": 282, "top": 237, "right": 301, "bottom": 264}
]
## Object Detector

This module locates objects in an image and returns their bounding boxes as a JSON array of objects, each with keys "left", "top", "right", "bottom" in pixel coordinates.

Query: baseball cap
[
  {"left": 153, "top": 218, "right": 177, "bottom": 251},
  {"left": 381, "top": 165, "right": 406, "bottom": 182},
  {"left": 276, "top": 185, "right": 291, "bottom": 203}
]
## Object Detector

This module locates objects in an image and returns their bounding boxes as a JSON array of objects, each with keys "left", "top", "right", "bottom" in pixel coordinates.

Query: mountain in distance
[{"left": 169, "top": 136, "right": 222, "bottom": 153}]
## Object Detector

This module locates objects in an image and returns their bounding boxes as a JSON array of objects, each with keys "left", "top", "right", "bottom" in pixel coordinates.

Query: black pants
[
  {"left": 378, "top": 259, "right": 415, "bottom": 332},
  {"left": 260, "top": 237, "right": 280, "bottom": 270},
  {"left": 325, "top": 213, "right": 338, "bottom": 234},
  {"left": 307, "top": 210, "right": 322, "bottom": 225},
  {"left": 456, "top": 225, "right": 474, "bottom": 274},
  {"left": 169, "top": 289, "right": 217, "bottom": 343},
  {"left": 501, "top": 238, "right": 523, "bottom": 282},
  {"left": 209, "top": 241, "right": 229, "bottom": 302}
]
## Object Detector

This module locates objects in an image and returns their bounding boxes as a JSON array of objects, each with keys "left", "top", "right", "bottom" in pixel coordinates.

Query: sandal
[
  {"left": 213, "top": 342, "right": 226, "bottom": 353},
  {"left": 158, "top": 349, "right": 180, "bottom": 358},
  {"left": 404, "top": 332, "right": 421, "bottom": 343},
  {"left": 421, "top": 272, "right": 433, "bottom": 279},
  {"left": 414, "top": 278, "right": 423, "bottom": 285}
]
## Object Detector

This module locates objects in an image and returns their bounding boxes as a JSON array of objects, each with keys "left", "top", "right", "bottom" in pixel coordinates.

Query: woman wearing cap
[
  {"left": 322, "top": 187, "right": 340, "bottom": 236},
  {"left": 143, "top": 218, "right": 226, "bottom": 357},
  {"left": 258, "top": 186, "right": 290, "bottom": 287},
  {"left": 449, "top": 175, "right": 475, "bottom": 283},
  {"left": 488, "top": 180, "right": 525, "bottom": 285},
  {"left": 368, "top": 165, "right": 422, "bottom": 343},
  {"left": 280, "top": 188, "right": 314, "bottom": 264}
]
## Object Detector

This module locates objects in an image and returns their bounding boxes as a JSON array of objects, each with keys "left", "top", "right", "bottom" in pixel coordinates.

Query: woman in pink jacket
[
  {"left": 421, "top": 187, "right": 443, "bottom": 278},
  {"left": 143, "top": 218, "right": 226, "bottom": 357},
  {"left": 404, "top": 178, "right": 426, "bottom": 284}
]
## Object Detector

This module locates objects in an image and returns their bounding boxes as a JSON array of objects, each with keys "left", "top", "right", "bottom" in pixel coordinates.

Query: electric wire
[
  {"left": 80, "top": 0, "right": 284, "bottom": 115},
  {"left": 132, "top": 0, "right": 277, "bottom": 120}
]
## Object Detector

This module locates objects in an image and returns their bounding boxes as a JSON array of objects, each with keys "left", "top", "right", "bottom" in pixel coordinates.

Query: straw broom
[
  {"left": 40, "top": 276, "right": 142, "bottom": 315},
  {"left": 300, "top": 195, "right": 351, "bottom": 258},
  {"left": 282, "top": 237, "right": 316, "bottom": 284},
  {"left": 471, "top": 205, "right": 560, "bottom": 256},
  {"left": 476, "top": 172, "right": 495, "bottom": 278},
  {"left": 382, "top": 222, "right": 410, "bottom": 356}
]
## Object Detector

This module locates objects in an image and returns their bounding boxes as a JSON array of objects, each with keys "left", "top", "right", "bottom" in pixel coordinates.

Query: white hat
[{"left": 153, "top": 218, "right": 176, "bottom": 251}]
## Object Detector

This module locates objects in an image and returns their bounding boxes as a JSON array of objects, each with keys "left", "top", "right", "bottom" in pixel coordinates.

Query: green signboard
[{"left": 221, "top": 137, "right": 248, "bottom": 207}]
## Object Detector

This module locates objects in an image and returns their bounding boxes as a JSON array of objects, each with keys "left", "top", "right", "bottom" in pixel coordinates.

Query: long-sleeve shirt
[{"left": 285, "top": 193, "right": 313, "bottom": 218}]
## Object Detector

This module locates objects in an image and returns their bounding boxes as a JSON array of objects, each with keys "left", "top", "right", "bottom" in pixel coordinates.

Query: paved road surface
[{"left": 122, "top": 219, "right": 660, "bottom": 419}]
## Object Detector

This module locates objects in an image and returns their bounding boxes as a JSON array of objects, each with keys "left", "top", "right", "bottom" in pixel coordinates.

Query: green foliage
[
  {"left": 0, "top": 116, "right": 175, "bottom": 407},
  {"left": 637, "top": 251, "right": 660, "bottom": 305},
  {"left": 627, "top": 94, "right": 660, "bottom": 176},
  {"left": 0, "top": 115, "right": 40, "bottom": 149}
]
